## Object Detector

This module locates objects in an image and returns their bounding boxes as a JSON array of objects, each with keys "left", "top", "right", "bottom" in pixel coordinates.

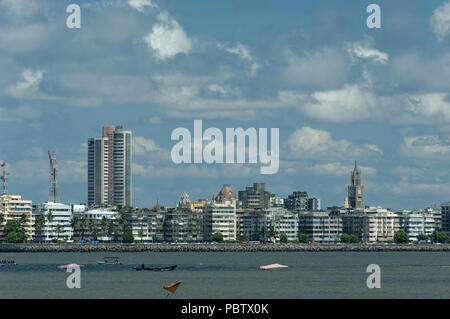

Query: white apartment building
[
  {"left": 204, "top": 199, "right": 236, "bottom": 241},
  {"left": 398, "top": 210, "right": 435, "bottom": 242},
  {"left": 37, "top": 202, "right": 73, "bottom": 242}
]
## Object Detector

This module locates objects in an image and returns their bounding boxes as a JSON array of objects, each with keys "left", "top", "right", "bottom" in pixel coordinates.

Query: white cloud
[
  {"left": 301, "top": 84, "right": 378, "bottom": 122},
  {"left": 223, "top": 42, "right": 260, "bottom": 75},
  {"left": 287, "top": 127, "right": 382, "bottom": 159},
  {"left": 392, "top": 181, "right": 450, "bottom": 196},
  {"left": 128, "top": 0, "right": 157, "bottom": 12},
  {"left": 405, "top": 93, "right": 450, "bottom": 122},
  {"left": 399, "top": 135, "right": 450, "bottom": 159},
  {"left": 7, "top": 69, "right": 44, "bottom": 99},
  {"left": 309, "top": 162, "right": 377, "bottom": 177},
  {"left": 143, "top": 11, "right": 192, "bottom": 61},
  {"left": 431, "top": 1, "right": 450, "bottom": 40},
  {"left": 347, "top": 42, "right": 389, "bottom": 64},
  {"left": 133, "top": 136, "right": 163, "bottom": 155}
]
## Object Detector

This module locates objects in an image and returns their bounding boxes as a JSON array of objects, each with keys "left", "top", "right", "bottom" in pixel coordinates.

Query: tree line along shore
[{"left": 1, "top": 243, "right": 450, "bottom": 252}]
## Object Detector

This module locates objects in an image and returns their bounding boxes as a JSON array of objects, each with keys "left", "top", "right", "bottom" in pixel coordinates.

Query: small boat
[
  {"left": 98, "top": 256, "right": 122, "bottom": 265},
  {"left": 134, "top": 264, "right": 177, "bottom": 271},
  {"left": 259, "top": 263, "right": 288, "bottom": 270},
  {"left": 58, "top": 263, "right": 85, "bottom": 269},
  {"left": 0, "top": 259, "right": 16, "bottom": 266}
]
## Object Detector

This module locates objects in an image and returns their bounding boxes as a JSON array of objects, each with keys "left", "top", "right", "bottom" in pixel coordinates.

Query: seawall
[{"left": 1, "top": 243, "right": 450, "bottom": 252}]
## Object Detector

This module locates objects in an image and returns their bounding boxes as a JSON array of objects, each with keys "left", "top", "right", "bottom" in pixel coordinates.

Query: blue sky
[{"left": 1, "top": 0, "right": 450, "bottom": 210}]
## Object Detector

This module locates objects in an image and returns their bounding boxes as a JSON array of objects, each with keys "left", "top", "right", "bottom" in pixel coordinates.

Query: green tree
[
  {"left": 122, "top": 230, "right": 134, "bottom": 243},
  {"left": 349, "top": 234, "right": 359, "bottom": 243},
  {"left": 4, "top": 220, "right": 27, "bottom": 243},
  {"left": 417, "top": 233, "right": 429, "bottom": 242},
  {"left": 238, "top": 235, "right": 248, "bottom": 242},
  {"left": 279, "top": 233, "right": 288, "bottom": 243},
  {"left": 394, "top": 230, "right": 409, "bottom": 243},
  {"left": 250, "top": 231, "right": 260, "bottom": 241},
  {"left": 152, "top": 234, "right": 158, "bottom": 242},
  {"left": 211, "top": 232, "right": 223, "bottom": 243},
  {"left": 341, "top": 233, "right": 351, "bottom": 243},
  {"left": 33, "top": 215, "right": 46, "bottom": 243},
  {"left": 298, "top": 233, "right": 308, "bottom": 243},
  {"left": 55, "top": 224, "right": 63, "bottom": 241},
  {"left": 431, "top": 231, "right": 449, "bottom": 243}
]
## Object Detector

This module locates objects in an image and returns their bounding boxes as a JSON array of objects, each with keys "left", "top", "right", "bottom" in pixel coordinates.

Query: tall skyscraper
[
  {"left": 88, "top": 126, "right": 132, "bottom": 207},
  {"left": 347, "top": 161, "right": 364, "bottom": 210}
]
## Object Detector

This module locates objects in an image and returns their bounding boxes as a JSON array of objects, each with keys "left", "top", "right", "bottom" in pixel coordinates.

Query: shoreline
[{"left": 1, "top": 243, "right": 450, "bottom": 252}]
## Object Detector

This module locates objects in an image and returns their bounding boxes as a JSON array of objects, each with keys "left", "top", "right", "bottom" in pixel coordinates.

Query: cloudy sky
[{"left": 1, "top": 0, "right": 450, "bottom": 210}]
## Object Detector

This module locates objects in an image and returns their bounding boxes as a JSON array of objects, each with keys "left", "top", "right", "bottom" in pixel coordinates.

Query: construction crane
[
  {"left": 48, "top": 151, "right": 57, "bottom": 203},
  {"left": 0, "top": 162, "right": 7, "bottom": 196}
]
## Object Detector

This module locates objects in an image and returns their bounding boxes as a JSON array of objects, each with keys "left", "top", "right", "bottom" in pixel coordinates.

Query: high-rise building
[
  {"left": 441, "top": 203, "right": 450, "bottom": 235},
  {"left": 88, "top": 126, "right": 132, "bottom": 207},
  {"left": 347, "top": 161, "right": 364, "bottom": 210},
  {"left": 238, "top": 183, "right": 273, "bottom": 209},
  {"left": 284, "top": 191, "right": 309, "bottom": 211}
]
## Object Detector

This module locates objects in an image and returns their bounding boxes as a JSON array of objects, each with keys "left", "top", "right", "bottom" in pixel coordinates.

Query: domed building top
[{"left": 215, "top": 184, "right": 237, "bottom": 202}]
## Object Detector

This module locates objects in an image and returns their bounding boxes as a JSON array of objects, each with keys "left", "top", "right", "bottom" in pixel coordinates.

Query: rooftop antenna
[
  {"left": 0, "top": 162, "right": 8, "bottom": 195},
  {"left": 48, "top": 151, "right": 58, "bottom": 202}
]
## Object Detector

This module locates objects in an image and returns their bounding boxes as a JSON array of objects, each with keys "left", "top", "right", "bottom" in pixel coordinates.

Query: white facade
[
  {"left": 39, "top": 202, "right": 73, "bottom": 241},
  {"left": 399, "top": 210, "right": 435, "bottom": 242},
  {"left": 204, "top": 200, "right": 236, "bottom": 241}
]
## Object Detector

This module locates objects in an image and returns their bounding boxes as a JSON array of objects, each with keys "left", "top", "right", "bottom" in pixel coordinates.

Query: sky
[{"left": 0, "top": 0, "right": 450, "bottom": 210}]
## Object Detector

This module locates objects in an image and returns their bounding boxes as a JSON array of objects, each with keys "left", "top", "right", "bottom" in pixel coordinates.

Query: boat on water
[
  {"left": 134, "top": 264, "right": 177, "bottom": 271},
  {"left": 0, "top": 259, "right": 16, "bottom": 266},
  {"left": 259, "top": 263, "right": 288, "bottom": 270},
  {"left": 98, "top": 256, "right": 122, "bottom": 265},
  {"left": 57, "top": 263, "right": 84, "bottom": 269}
]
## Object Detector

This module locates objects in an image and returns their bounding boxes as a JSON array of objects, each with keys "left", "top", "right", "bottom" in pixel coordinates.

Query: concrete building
[
  {"left": 341, "top": 207, "right": 399, "bottom": 243},
  {"left": 441, "top": 203, "right": 450, "bottom": 235},
  {"left": 0, "top": 195, "right": 34, "bottom": 241},
  {"left": 284, "top": 191, "right": 309, "bottom": 211},
  {"left": 269, "top": 196, "right": 284, "bottom": 208},
  {"left": 347, "top": 161, "right": 364, "bottom": 209},
  {"left": 398, "top": 210, "right": 435, "bottom": 242},
  {"left": 204, "top": 199, "right": 236, "bottom": 241},
  {"left": 88, "top": 126, "right": 132, "bottom": 208},
  {"left": 163, "top": 208, "right": 204, "bottom": 242},
  {"left": 35, "top": 202, "right": 73, "bottom": 242},
  {"left": 238, "top": 207, "right": 298, "bottom": 242},
  {"left": 238, "top": 183, "right": 272, "bottom": 209},
  {"left": 308, "top": 197, "right": 321, "bottom": 211},
  {"left": 298, "top": 211, "right": 342, "bottom": 244}
]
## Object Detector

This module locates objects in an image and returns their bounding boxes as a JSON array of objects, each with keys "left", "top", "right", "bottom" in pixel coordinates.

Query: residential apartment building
[
  {"left": 34, "top": 202, "right": 73, "bottom": 242},
  {"left": 397, "top": 210, "right": 435, "bottom": 242},
  {"left": 238, "top": 183, "right": 272, "bottom": 209},
  {"left": 441, "top": 203, "right": 450, "bottom": 235},
  {"left": 163, "top": 208, "right": 204, "bottom": 242},
  {"left": 88, "top": 126, "right": 132, "bottom": 208},
  {"left": 298, "top": 211, "right": 342, "bottom": 244},
  {"left": 0, "top": 195, "right": 34, "bottom": 241},
  {"left": 204, "top": 199, "right": 236, "bottom": 241}
]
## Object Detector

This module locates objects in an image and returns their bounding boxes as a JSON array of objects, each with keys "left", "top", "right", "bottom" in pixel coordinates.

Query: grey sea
[{"left": 0, "top": 251, "right": 449, "bottom": 299}]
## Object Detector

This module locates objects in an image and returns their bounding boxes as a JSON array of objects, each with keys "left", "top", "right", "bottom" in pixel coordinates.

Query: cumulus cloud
[
  {"left": 7, "top": 69, "right": 44, "bottom": 99},
  {"left": 143, "top": 11, "right": 192, "bottom": 61},
  {"left": 222, "top": 42, "right": 260, "bottom": 75},
  {"left": 405, "top": 93, "right": 450, "bottom": 122},
  {"left": 399, "top": 135, "right": 450, "bottom": 159},
  {"left": 287, "top": 127, "right": 383, "bottom": 159},
  {"left": 128, "top": 0, "right": 157, "bottom": 12},
  {"left": 133, "top": 136, "right": 163, "bottom": 155},
  {"left": 301, "top": 84, "right": 378, "bottom": 122},
  {"left": 392, "top": 181, "right": 450, "bottom": 196},
  {"left": 430, "top": 1, "right": 450, "bottom": 40},
  {"left": 347, "top": 42, "right": 389, "bottom": 64},
  {"left": 309, "top": 162, "right": 377, "bottom": 177}
]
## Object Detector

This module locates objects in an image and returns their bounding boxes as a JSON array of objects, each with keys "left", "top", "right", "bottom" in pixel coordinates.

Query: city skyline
[{"left": 1, "top": 0, "right": 450, "bottom": 210}]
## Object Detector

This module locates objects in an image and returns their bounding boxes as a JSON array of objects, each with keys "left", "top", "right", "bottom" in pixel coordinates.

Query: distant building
[
  {"left": 298, "top": 211, "right": 342, "bottom": 244},
  {"left": 204, "top": 199, "right": 236, "bottom": 241},
  {"left": 163, "top": 208, "right": 204, "bottom": 242},
  {"left": 35, "top": 202, "right": 73, "bottom": 242},
  {"left": 238, "top": 183, "right": 272, "bottom": 209},
  {"left": 0, "top": 195, "right": 34, "bottom": 241},
  {"left": 441, "top": 203, "right": 450, "bottom": 235},
  {"left": 215, "top": 184, "right": 237, "bottom": 202},
  {"left": 284, "top": 191, "right": 309, "bottom": 211},
  {"left": 269, "top": 196, "right": 284, "bottom": 208},
  {"left": 308, "top": 197, "right": 321, "bottom": 211},
  {"left": 347, "top": 161, "right": 364, "bottom": 209},
  {"left": 341, "top": 207, "right": 399, "bottom": 242},
  {"left": 397, "top": 210, "right": 435, "bottom": 242},
  {"left": 88, "top": 126, "right": 132, "bottom": 208}
]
